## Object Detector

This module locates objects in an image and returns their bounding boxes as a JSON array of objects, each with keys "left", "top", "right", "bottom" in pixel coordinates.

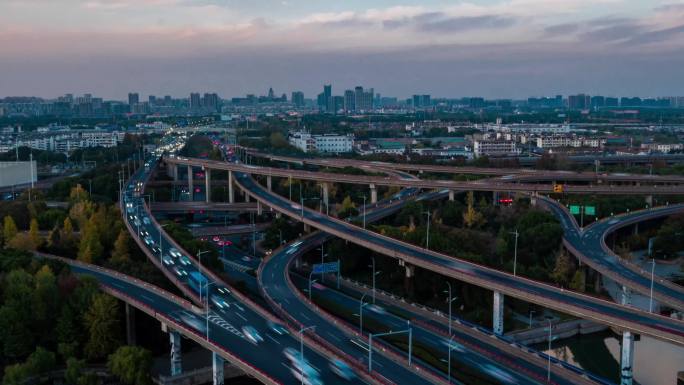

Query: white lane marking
[
  {"left": 327, "top": 333, "right": 342, "bottom": 342},
  {"left": 266, "top": 334, "right": 282, "bottom": 345},
  {"left": 140, "top": 294, "right": 155, "bottom": 303},
  {"left": 235, "top": 312, "right": 248, "bottom": 322},
  {"left": 300, "top": 313, "right": 311, "bottom": 321}
]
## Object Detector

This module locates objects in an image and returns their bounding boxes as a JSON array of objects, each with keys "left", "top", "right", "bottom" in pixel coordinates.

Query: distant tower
[{"left": 268, "top": 87, "right": 275, "bottom": 99}]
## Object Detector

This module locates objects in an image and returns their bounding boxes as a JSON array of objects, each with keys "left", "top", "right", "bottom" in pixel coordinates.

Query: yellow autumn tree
[{"left": 462, "top": 191, "right": 485, "bottom": 228}]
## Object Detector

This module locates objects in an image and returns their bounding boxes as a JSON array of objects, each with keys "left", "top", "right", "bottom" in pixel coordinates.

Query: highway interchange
[{"left": 52, "top": 134, "right": 684, "bottom": 385}]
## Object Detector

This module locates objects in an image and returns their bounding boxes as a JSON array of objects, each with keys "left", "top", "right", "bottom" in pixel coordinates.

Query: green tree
[
  {"left": 84, "top": 294, "right": 121, "bottom": 359},
  {"left": 110, "top": 230, "right": 131, "bottom": 266},
  {"left": 33, "top": 265, "right": 60, "bottom": 337},
  {"left": 78, "top": 217, "right": 103, "bottom": 264},
  {"left": 338, "top": 196, "right": 358, "bottom": 218},
  {"left": 551, "top": 249, "right": 575, "bottom": 287},
  {"left": 69, "top": 183, "right": 89, "bottom": 203},
  {"left": 462, "top": 191, "right": 485, "bottom": 229},
  {"left": 107, "top": 346, "right": 153, "bottom": 385},
  {"left": 24, "top": 347, "right": 56, "bottom": 374},
  {"left": 569, "top": 270, "right": 585, "bottom": 292},
  {"left": 0, "top": 305, "right": 34, "bottom": 360},
  {"left": 3, "top": 215, "right": 18, "bottom": 245},
  {"left": 65, "top": 357, "right": 86, "bottom": 385},
  {"left": 28, "top": 218, "right": 42, "bottom": 250}
]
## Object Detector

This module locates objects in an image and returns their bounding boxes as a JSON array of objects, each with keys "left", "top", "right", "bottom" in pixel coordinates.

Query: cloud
[
  {"left": 544, "top": 23, "right": 579, "bottom": 36},
  {"left": 625, "top": 23, "right": 684, "bottom": 45},
  {"left": 418, "top": 15, "right": 516, "bottom": 32}
]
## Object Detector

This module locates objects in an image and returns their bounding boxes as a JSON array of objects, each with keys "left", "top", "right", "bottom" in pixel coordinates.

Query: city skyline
[{"left": 2, "top": 1, "right": 684, "bottom": 98}]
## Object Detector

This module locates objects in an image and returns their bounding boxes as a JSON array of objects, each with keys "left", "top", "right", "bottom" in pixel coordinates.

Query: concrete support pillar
[
  {"left": 448, "top": 190, "right": 455, "bottom": 202},
  {"left": 169, "top": 330, "right": 182, "bottom": 376},
  {"left": 645, "top": 195, "right": 653, "bottom": 207},
  {"left": 244, "top": 189, "right": 250, "bottom": 203},
  {"left": 493, "top": 290, "right": 504, "bottom": 335},
  {"left": 621, "top": 286, "right": 632, "bottom": 306},
  {"left": 530, "top": 192, "right": 538, "bottom": 207},
  {"left": 267, "top": 175, "right": 272, "bottom": 192},
  {"left": 228, "top": 171, "right": 234, "bottom": 204},
  {"left": 370, "top": 184, "right": 377, "bottom": 204},
  {"left": 257, "top": 201, "right": 262, "bottom": 216},
  {"left": 303, "top": 223, "right": 311, "bottom": 233},
  {"left": 125, "top": 303, "right": 136, "bottom": 346},
  {"left": 205, "top": 169, "right": 211, "bottom": 203},
  {"left": 633, "top": 222, "right": 639, "bottom": 236},
  {"left": 620, "top": 331, "right": 635, "bottom": 385},
  {"left": 492, "top": 191, "right": 499, "bottom": 206},
  {"left": 187, "top": 165, "right": 194, "bottom": 201},
  {"left": 275, "top": 212, "right": 282, "bottom": 219},
  {"left": 399, "top": 260, "right": 415, "bottom": 298},
  {"left": 212, "top": 352, "right": 225, "bottom": 385}
]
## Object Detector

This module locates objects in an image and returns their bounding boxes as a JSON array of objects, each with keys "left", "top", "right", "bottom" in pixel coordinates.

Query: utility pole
[{"left": 510, "top": 229, "right": 519, "bottom": 276}]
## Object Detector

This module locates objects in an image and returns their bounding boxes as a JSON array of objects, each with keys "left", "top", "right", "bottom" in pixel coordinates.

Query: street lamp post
[
  {"left": 359, "top": 293, "right": 369, "bottom": 334},
  {"left": 159, "top": 223, "right": 170, "bottom": 265},
  {"left": 510, "top": 229, "right": 519, "bottom": 276},
  {"left": 424, "top": 210, "right": 431, "bottom": 250},
  {"left": 529, "top": 310, "right": 536, "bottom": 329},
  {"left": 197, "top": 250, "right": 210, "bottom": 303},
  {"left": 444, "top": 281, "right": 457, "bottom": 337},
  {"left": 370, "top": 257, "right": 381, "bottom": 304},
  {"left": 362, "top": 195, "right": 367, "bottom": 229},
  {"left": 203, "top": 281, "right": 216, "bottom": 341},
  {"left": 446, "top": 334, "right": 456, "bottom": 384},
  {"left": 307, "top": 271, "right": 318, "bottom": 301},
  {"left": 299, "top": 326, "right": 316, "bottom": 385},
  {"left": 546, "top": 319, "right": 553, "bottom": 382},
  {"left": 649, "top": 259, "right": 656, "bottom": 313}
]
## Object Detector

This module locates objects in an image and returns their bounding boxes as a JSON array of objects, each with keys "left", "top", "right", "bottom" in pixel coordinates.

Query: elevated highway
[
  {"left": 232, "top": 171, "right": 684, "bottom": 346},
  {"left": 164, "top": 156, "right": 684, "bottom": 196},
  {"left": 541, "top": 198, "right": 684, "bottom": 311}
]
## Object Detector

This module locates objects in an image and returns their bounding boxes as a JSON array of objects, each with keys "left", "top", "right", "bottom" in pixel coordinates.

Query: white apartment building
[
  {"left": 536, "top": 136, "right": 605, "bottom": 149},
  {"left": 641, "top": 143, "right": 684, "bottom": 153},
  {"left": 473, "top": 140, "right": 519, "bottom": 157},
  {"left": 288, "top": 131, "right": 353, "bottom": 153}
]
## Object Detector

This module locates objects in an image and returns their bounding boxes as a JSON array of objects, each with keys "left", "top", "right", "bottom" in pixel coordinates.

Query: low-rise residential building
[
  {"left": 287, "top": 130, "right": 354, "bottom": 153},
  {"left": 536, "top": 135, "right": 605, "bottom": 149},
  {"left": 640, "top": 143, "right": 684, "bottom": 153},
  {"left": 473, "top": 139, "right": 519, "bottom": 157}
]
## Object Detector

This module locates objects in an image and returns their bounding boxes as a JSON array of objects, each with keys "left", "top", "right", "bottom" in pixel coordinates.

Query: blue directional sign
[{"left": 313, "top": 261, "right": 340, "bottom": 274}]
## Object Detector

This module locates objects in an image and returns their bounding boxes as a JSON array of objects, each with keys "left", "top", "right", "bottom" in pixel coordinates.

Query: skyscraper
[
  {"left": 291, "top": 91, "right": 305, "bottom": 107},
  {"left": 344, "top": 90, "right": 355, "bottom": 112},
  {"left": 323, "top": 85, "right": 332, "bottom": 112},
  {"left": 190, "top": 93, "right": 201, "bottom": 109},
  {"left": 203, "top": 93, "right": 219, "bottom": 112},
  {"left": 354, "top": 86, "right": 374, "bottom": 111},
  {"left": 128, "top": 92, "right": 139, "bottom": 106}
]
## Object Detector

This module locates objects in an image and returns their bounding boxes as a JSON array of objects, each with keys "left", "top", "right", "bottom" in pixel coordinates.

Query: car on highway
[
  {"left": 144, "top": 236, "right": 155, "bottom": 246},
  {"left": 291, "top": 359, "right": 322, "bottom": 385},
  {"left": 210, "top": 294, "right": 230, "bottom": 309},
  {"left": 283, "top": 347, "right": 302, "bottom": 363},
  {"left": 241, "top": 326, "right": 263, "bottom": 345},
  {"left": 267, "top": 321, "right": 289, "bottom": 335},
  {"left": 179, "top": 256, "right": 192, "bottom": 266},
  {"left": 367, "top": 304, "right": 386, "bottom": 315},
  {"left": 329, "top": 358, "right": 355, "bottom": 380},
  {"left": 178, "top": 311, "right": 206, "bottom": 333},
  {"left": 142, "top": 217, "right": 151, "bottom": 225},
  {"left": 169, "top": 248, "right": 182, "bottom": 258},
  {"left": 172, "top": 266, "right": 188, "bottom": 277},
  {"left": 162, "top": 255, "right": 175, "bottom": 265},
  {"left": 217, "top": 287, "right": 231, "bottom": 295}
]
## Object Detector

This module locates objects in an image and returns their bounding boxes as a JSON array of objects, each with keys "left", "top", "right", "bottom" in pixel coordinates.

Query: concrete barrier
[{"left": 506, "top": 319, "right": 608, "bottom": 345}]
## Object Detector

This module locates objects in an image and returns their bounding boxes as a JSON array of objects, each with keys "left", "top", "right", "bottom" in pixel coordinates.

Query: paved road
[
  {"left": 233, "top": 171, "right": 684, "bottom": 346},
  {"left": 260, "top": 216, "right": 602, "bottom": 384},
  {"left": 124, "top": 159, "right": 374, "bottom": 385},
  {"left": 541, "top": 198, "right": 684, "bottom": 311},
  {"left": 165, "top": 156, "right": 684, "bottom": 195}
]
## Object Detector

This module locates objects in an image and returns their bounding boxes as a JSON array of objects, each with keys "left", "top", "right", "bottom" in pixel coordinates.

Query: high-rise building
[
  {"left": 354, "top": 86, "right": 374, "bottom": 111},
  {"left": 291, "top": 91, "right": 305, "bottom": 107},
  {"left": 590, "top": 96, "right": 605, "bottom": 108},
  {"left": 148, "top": 95, "right": 157, "bottom": 105},
  {"left": 323, "top": 85, "right": 332, "bottom": 112},
  {"left": 128, "top": 93, "right": 139, "bottom": 106},
  {"left": 344, "top": 90, "right": 355, "bottom": 112},
  {"left": 190, "top": 93, "right": 201, "bottom": 109},
  {"left": 605, "top": 97, "right": 619, "bottom": 107},
  {"left": 203, "top": 93, "right": 219, "bottom": 112},
  {"left": 568, "top": 94, "right": 590, "bottom": 109},
  {"left": 333, "top": 96, "right": 344, "bottom": 113}
]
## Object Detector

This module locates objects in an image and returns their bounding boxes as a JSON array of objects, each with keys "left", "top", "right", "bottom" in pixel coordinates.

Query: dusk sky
[{"left": 2, "top": 0, "right": 684, "bottom": 99}]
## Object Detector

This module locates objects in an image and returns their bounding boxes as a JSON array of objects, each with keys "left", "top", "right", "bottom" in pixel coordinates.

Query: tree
[
  {"left": 0, "top": 305, "right": 34, "bottom": 360},
  {"left": 107, "top": 346, "right": 153, "bottom": 385},
  {"left": 551, "top": 249, "right": 575, "bottom": 287},
  {"left": 338, "top": 196, "right": 358, "bottom": 218},
  {"left": 65, "top": 357, "right": 86, "bottom": 385},
  {"left": 28, "top": 218, "right": 42, "bottom": 250},
  {"left": 78, "top": 217, "right": 103, "bottom": 263},
  {"left": 69, "top": 183, "right": 89, "bottom": 203},
  {"left": 3, "top": 215, "right": 18, "bottom": 246},
  {"left": 84, "top": 293, "right": 121, "bottom": 359},
  {"left": 462, "top": 191, "right": 485, "bottom": 229},
  {"left": 569, "top": 270, "right": 585, "bottom": 292},
  {"left": 33, "top": 265, "right": 59, "bottom": 336},
  {"left": 110, "top": 230, "right": 131, "bottom": 266},
  {"left": 6, "top": 233, "right": 36, "bottom": 251}
]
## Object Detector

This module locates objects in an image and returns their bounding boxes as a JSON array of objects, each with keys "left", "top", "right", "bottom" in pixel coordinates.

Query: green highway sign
[
  {"left": 585, "top": 206, "right": 596, "bottom": 216},
  {"left": 569, "top": 205, "right": 580, "bottom": 215}
]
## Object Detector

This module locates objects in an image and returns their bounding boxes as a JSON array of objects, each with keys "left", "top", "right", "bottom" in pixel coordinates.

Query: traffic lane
[
  {"left": 127, "top": 173, "right": 368, "bottom": 385},
  {"left": 294, "top": 274, "right": 553, "bottom": 385},
  {"left": 546, "top": 200, "right": 684, "bottom": 304},
  {"left": 238, "top": 174, "right": 684, "bottom": 342},
  {"left": 69, "top": 264, "right": 348, "bottom": 385},
  {"left": 262, "top": 245, "right": 434, "bottom": 385}
]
